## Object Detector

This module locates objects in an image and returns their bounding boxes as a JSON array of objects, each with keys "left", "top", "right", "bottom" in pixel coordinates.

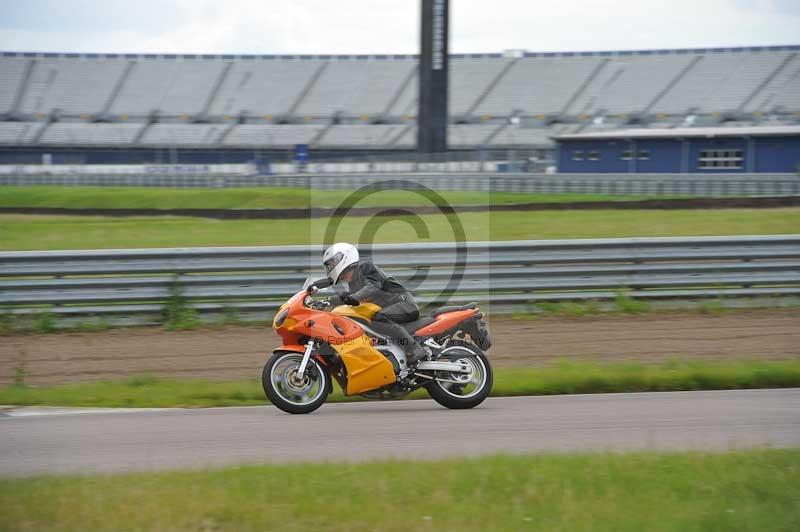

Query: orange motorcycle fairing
[
  {"left": 273, "top": 295, "right": 365, "bottom": 346},
  {"left": 272, "top": 344, "right": 306, "bottom": 355},
  {"left": 415, "top": 309, "right": 479, "bottom": 336},
  {"left": 290, "top": 310, "right": 365, "bottom": 345},
  {"left": 330, "top": 333, "right": 396, "bottom": 395},
  {"left": 272, "top": 291, "right": 394, "bottom": 395}
]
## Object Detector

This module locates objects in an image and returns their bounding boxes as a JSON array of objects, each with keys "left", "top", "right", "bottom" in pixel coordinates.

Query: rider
[{"left": 322, "top": 242, "right": 427, "bottom": 364}]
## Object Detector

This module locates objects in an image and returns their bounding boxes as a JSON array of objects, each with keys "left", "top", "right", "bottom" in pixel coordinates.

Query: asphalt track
[{"left": 1, "top": 389, "right": 798, "bottom": 476}]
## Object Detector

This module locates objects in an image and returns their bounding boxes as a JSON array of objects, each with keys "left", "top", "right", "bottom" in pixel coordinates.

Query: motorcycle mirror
[{"left": 305, "top": 277, "right": 332, "bottom": 294}]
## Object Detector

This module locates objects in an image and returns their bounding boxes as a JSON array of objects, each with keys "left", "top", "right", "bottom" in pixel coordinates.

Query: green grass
[
  {"left": 0, "top": 185, "right": 659, "bottom": 210},
  {"left": 1, "top": 207, "right": 798, "bottom": 250},
  {"left": 1, "top": 449, "right": 797, "bottom": 531},
  {"left": 0, "top": 311, "right": 108, "bottom": 335},
  {"left": 2, "top": 359, "right": 799, "bottom": 408}
]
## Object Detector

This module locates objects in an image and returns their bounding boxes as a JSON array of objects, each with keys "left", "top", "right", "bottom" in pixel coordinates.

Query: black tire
[
  {"left": 262, "top": 352, "right": 330, "bottom": 414},
  {"left": 425, "top": 346, "right": 493, "bottom": 410}
]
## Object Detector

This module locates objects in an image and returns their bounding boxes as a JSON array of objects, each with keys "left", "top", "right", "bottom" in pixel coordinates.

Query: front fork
[{"left": 297, "top": 339, "right": 315, "bottom": 377}]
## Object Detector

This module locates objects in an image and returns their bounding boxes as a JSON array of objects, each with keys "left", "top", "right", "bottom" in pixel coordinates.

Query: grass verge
[
  {"left": 1, "top": 208, "right": 798, "bottom": 250},
  {"left": 2, "top": 359, "right": 799, "bottom": 408},
  {"left": 0, "top": 185, "right": 662, "bottom": 210},
  {"left": 1, "top": 449, "right": 798, "bottom": 531},
  {"left": 6, "top": 298, "right": 792, "bottom": 336}
]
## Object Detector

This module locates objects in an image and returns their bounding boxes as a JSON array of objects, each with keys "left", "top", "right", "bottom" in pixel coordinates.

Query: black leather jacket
[{"left": 347, "top": 261, "right": 408, "bottom": 308}]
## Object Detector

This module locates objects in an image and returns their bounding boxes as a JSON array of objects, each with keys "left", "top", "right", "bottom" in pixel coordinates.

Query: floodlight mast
[{"left": 418, "top": 0, "right": 449, "bottom": 153}]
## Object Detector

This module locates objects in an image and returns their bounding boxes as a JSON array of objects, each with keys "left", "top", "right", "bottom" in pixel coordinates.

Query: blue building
[{"left": 555, "top": 126, "right": 800, "bottom": 173}]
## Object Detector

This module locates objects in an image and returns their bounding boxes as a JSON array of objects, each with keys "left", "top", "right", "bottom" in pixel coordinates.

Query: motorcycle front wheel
[
  {"left": 425, "top": 345, "right": 493, "bottom": 409},
  {"left": 263, "top": 352, "right": 330, "bottom": 414}
]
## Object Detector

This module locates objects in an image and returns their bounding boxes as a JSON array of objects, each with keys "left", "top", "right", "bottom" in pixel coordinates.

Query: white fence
[{"left": 1, "top": 164, "right": 798, "bottom": 195}]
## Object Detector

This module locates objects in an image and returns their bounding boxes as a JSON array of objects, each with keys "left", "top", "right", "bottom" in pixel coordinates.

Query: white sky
[{"left": 0, "top": 0, "right": 798, "bottom": 55}]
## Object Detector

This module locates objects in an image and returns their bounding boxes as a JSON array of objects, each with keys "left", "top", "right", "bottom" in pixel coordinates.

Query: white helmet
[{"left": 322, "top": 242, "right": 359, "bottom": 283}]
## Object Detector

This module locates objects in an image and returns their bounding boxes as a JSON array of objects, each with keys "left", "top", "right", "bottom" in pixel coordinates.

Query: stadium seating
[
  {"left": 745, "top": 53, "right": 800, "bottom": 113},
  {"left": 222, "top": 124, "right": 324, "bottom": 147},
  {"left": 295, "top": 59, "right": 416, "bottom": 117},
  {"left": 473, "top": 56, "right": 602, "bottom": 116},
  {"left": 110, "top": 59, "right": 224, "bottom": 117},
  {"left": 0, "top": 121, "right": 44, "bottom": 144},
  {"left": 140, "top": 123, "right": 227, "bottom": 146},
  {"left": 0, "top": 46, "right": 797, "bottom": 152},
  {"left": 447, "top": 124, "right": 497, "bottom": 147},
  {"left": 210, "top": 60, "right": 325, "bottom": 117},
  {"left": 651, "top": 51, "right": 792, "bottom": 114},
  {"left": 490, "top": 126, "right": 557, "bottom": 147},
  {"left": 0, "top": 57, "right": 30, "bottom": 114},
  {"left": 565, "top": 55, "right": 695, "bottom": 115},
  {"left": 392, "top": 126, "right": 417, "bottom": 149},
  {"left": 40, "top": 122, "right": 144, "bottom": 145},
  {"left": 316, "top": 124, "right": 407, "bottom": 147},
  {"left": 18, "top": 57, "right": 128, "bottom": 116},
  {"left": 449, "top": 57, "right": 513, "bottom": 116}
]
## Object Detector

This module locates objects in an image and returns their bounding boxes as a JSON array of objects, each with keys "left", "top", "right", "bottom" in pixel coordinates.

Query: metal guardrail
[
  {"left": 1, "top": 236, "right": 799, "bottom": 324},
  {"left": 1, "top": 172, "right": 798, "bottom": 196}
]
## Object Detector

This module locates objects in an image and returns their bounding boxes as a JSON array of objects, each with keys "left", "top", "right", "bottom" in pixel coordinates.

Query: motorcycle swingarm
[{"left": 415, "top": 360, "right": 472, "bottom": 373}]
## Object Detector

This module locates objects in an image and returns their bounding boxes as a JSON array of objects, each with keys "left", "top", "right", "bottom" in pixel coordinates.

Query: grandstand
[{"left": 0, "top": 46, "right": 798, "bottom": 163}]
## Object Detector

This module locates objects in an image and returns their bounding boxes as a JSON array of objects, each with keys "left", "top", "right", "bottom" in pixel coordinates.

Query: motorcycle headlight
[{"left": 273, "top": 309, "right": 289, "bottom": 328}]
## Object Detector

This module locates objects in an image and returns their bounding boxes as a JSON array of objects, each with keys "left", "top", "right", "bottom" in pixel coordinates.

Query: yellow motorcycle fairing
[
  {"left": 329, "top": 334, "right": 396, "bottom": 396},
  {"left": 331, "top": 302, "right": 381, "bottom": 321},
  {"left": 329, "top": 303, "right": 395, "bottom": 395}
]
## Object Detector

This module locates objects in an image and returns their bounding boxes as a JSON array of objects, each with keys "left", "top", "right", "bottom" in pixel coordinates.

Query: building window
[
  {"left": 698, "top": 149, "right": 743, "bottom": 169},
  {"left": 620, "top": 150, "right": 632, "bottom": 160},
  {"left": 588, "top": 150, "right": 600, "bottom": 161},
  {"left": 572, "top": 150, "right": 584, "bottom": 161},
  {"left": 637, "top": 150, "right": 650, "bottom": 160}
]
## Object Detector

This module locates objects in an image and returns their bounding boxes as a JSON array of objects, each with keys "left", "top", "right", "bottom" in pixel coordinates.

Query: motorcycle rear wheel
[
  {"left": 263, "top": 352, "right": 329, "bottom": 414},
  {"left": 425, "top": 345, "right": 493, "bottom": 409}
]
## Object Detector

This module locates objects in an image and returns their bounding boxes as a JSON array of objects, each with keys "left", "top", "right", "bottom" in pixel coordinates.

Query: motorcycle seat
[
  {"left": 431, "top": 302, "right": 478, "bottom": 317},
  {"left": 401, "top": 316, "right": 437, "bottom": 333}
]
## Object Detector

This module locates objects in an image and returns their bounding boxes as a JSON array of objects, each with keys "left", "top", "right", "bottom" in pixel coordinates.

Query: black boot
[
  {"left": 369, "top": 318, "right": 426, "bottom": 365},
  {"left": 406, "top": 342, "right": 428, "bottom": 365}
]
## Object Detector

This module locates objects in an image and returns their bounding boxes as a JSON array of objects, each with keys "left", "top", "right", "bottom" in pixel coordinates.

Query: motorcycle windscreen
[{"left": 330, "top": 334, "right": 396, "bottom": 395}]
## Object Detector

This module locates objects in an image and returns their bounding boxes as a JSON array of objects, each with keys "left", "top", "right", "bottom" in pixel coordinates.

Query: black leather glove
[{"left": 339, "top": 294, "right": 360, "bottom": 306}]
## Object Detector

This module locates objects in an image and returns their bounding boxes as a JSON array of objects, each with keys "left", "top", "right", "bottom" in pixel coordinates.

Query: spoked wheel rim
[
  {"left": 435, "top": 353, "right": 488, "bottom": 399},
  {"left": 270, "top": 353, "right": 326, "bottom": 406}
]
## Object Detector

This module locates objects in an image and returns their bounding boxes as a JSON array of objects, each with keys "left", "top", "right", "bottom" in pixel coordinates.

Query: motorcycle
[{"left": 263, "top": 278, "right": 493, "bottom": 414}]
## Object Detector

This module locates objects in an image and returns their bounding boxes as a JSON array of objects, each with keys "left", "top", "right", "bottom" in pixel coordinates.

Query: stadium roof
[{"left": 554, "top": 125, "right": 800, "bottom": 141}]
